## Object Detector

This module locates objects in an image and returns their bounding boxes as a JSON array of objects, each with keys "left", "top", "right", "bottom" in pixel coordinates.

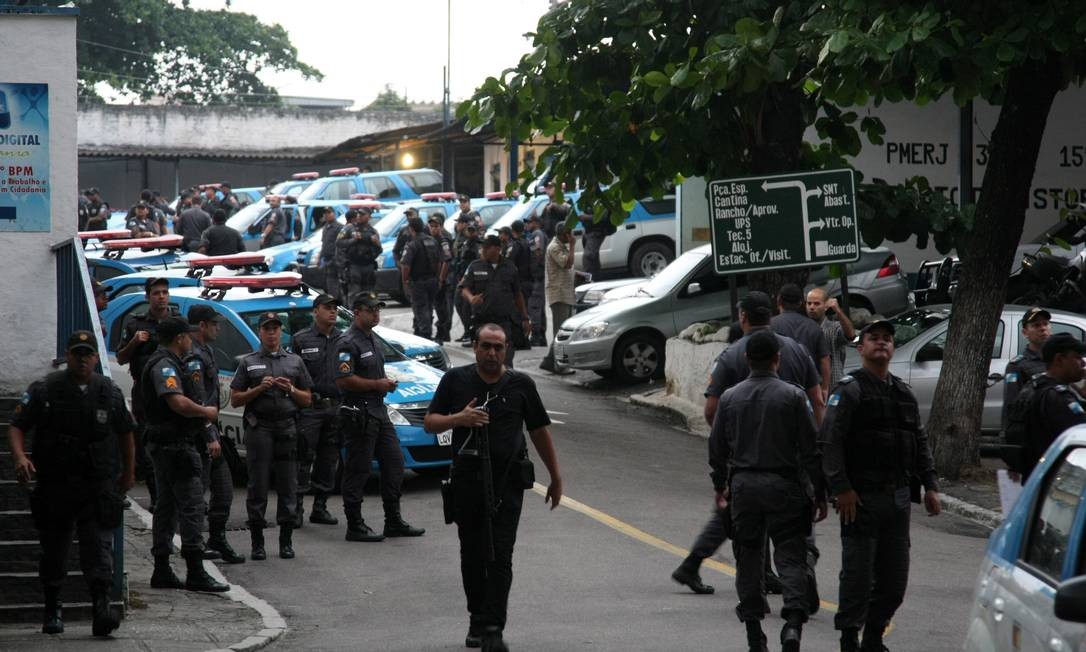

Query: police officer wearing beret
[
  {"left": 820, "top": 320, "right": 941, "bottom": 652},
  {"left": 709, "top": 330, "right": 825, "bottom": 652},
  {"left": 185, "top": 305, "right": 244, "bottom": 564},
  {"left": 335, "top": 295, "right": 425, "bottom": 541},
  {"left": 230, "top": 312, "right": 314, "bottom": 560},
  {"left": 8, "top": 331, "right": 136, "bottom": 637},
  {"left": 141, "top": 317, "right": 230, "bottom": 594},
  {"left": 1001, "top": 307, "right": 1051, "bottom": 437},
  {"left": 402, "top": 215, "right": 444, "bottom": 340},
  {"left": 289, "top": 294, "right": 345, "bottom": 528},
  {"left": 459, "top": 235, "right": 531, "bottom": 367}
]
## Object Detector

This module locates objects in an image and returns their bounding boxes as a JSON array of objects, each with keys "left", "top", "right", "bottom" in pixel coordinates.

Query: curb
[
  {"left": 128, "top": 502, "right": 287, "bottom": 652},
  {"left": 939, "top": 494, "right": 1003, "bottom": 530},
  {"left": 629, "top": 390, "right": 709, "bottom": 437}
]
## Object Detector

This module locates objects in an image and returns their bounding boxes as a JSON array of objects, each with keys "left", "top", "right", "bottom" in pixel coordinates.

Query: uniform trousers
[
  {"left": 323, "top": 264, "right": 342, "bottom": 303},
  {"left": 344, "top": 263, "right": 376, "bottom": 306},
  {"left": 582, "top": 232, "right": 606, "bottom": 278},
  {"left": 835, "top": 488, "right": 911, "bottom": 633},
  {"left": 454, "top": 275, "right": 473, "bottom": 336},
  {"left": 341, "top": 410, "right": 404, "bottom": 508},
  {"left": 527, "top": 276, "right": 547, "bottom": 339},
  {"left": 148, "top": 441, "right": 205, "bottom": 557},
  {"left": 201, "top": 449, "right": 233, "bottom": 525},
  {"left": 33, "top": 481, "right": 115, "bottom": 591},
  {"left": 434, "top": 280, "right": 455, "bottom": 341},
  {"left": 296, "top": 406, "right": 341, "bottom": 497},
  {"left": 244, "top": 419, "right": 298, "bottom": 528},
  {"left": 408, "top": 277, "right": 439, "bottom": 339}
]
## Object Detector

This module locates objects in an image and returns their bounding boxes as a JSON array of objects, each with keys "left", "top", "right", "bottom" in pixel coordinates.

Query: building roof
[
  {"left": 78, "top": 145, "right": 326, "bottom": 160},
  {"left": 314, "top": 118, "right": 553, "bottom": 162}
]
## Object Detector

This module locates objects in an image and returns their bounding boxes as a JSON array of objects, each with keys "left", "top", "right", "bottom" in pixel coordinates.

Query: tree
[
  {"left": 366, "top": 84, "right": 411, "bottom": 111},
  {"left": 45, "top": 0, "right": 321, "bottom": 105}
]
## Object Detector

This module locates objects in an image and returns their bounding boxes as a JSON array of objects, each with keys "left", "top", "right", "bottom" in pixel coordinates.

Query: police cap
[
  {"left": 313, "top": 293, "right": 339, "bottom": 308},
  {"left": 745, "top": 330, "right": 779, "bottom": 363},
  {"left": 511, "top": 219, "right": 525, "bottom": 233},
  {"left": 859, "top": 319, "right": 895, "bottom": 339},
  {"left": 144, "top": 277, "right": 170, "bottom": 293},
  {"left": 187, "top": 305, "right": 221, "bottom": 325},
  {"left": 1022, "top": 306, "right": 1052, "bottom": 326},
  {"left": 257, "top": 312, "right": 283, "bottom": 329},
  {"left": 66, "top": 330, "right": 98, "bottom": 354},
  {"left": 352, "top": 294, "right": 386, "bottom": 310},
  {"left": 739, "top": 291, "right": 773, "bottom": 319},
  {"left": 1042, "top": 332, "right": 1086, "bottom": 364},
  {"left": 428, "top": 213, "right": 445, "bottom": 225},
  {"left": 457, "top": 193, "right": 471, "bottom": 203},
  {"left": 482, "top": 234, "right": 502, "bottom": 248},
  {"left": 158, "top": 317, "right": 199, "bottom": 341}
]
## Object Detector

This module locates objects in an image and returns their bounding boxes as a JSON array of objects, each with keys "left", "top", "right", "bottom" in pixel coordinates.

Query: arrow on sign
[
  {"left": 762, "top": 179, "right": 816, "bottom": 260},
  {"left": 809, "top": 219, "right": 826, "bottom": 230}
]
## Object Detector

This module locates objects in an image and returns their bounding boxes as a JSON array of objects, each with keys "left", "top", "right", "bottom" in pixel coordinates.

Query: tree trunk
[{"left": 925, "top": 59, "right": 1063, "bottom": 479}]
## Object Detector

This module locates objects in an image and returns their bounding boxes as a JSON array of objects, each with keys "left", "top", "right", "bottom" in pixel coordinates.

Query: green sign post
[{"left": 708, "top": 168, "right": 859, "bottom": 275}]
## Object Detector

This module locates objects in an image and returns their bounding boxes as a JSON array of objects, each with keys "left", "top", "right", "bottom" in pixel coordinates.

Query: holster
[
  {"left": 440, "top": 479, "right": 456, "bottom": 524},
  {"left": 515, "top": 455, "right": 536, "bottom": 490}
]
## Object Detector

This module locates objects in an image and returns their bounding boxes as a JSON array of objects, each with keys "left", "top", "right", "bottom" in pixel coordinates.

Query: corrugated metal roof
[{"left": 77, "top": 145, "right": 325, "bottom": 160}]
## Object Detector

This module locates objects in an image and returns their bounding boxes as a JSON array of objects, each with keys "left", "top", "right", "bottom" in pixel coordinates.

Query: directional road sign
[{"left": 708, "top": 168, "right": 859, "bottom": 274}]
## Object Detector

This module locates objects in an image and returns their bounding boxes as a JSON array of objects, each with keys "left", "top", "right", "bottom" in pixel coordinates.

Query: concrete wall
[{"left": 0, "top": 12, "right": 76, "bottom": 395}]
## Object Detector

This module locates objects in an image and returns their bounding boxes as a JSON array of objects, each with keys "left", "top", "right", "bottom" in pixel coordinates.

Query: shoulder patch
[
  {"left": 338, "top": 351, "right": 351, "bottom": 362},
  {"left": 161, "top": 366, "right": 177, "bottom": 378},
  {"left": 838, "top": 376, "right": 855, "bottom": 385},
  {"left": 186, "top": 359, "right": 202, "bottom": 372},
  {"left": 1070, "top": 399, "right": 1085, "bottom": 415},
  {"left": 828, "top": 394, "right": 841, "bottom": 407},
  {"left": 1005, "top": 372, "right": 1019, "bottom": 384}
]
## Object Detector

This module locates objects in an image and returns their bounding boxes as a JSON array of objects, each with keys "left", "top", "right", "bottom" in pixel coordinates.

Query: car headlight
[
  {"left": 386, "top": 407, "right": 410, "bottom": 426},
  {"left": 584, "top": 290, "right": 604, "bottom": 304},
  {"left": 572, "top": 321, "right": 609, "bottom": 342}
]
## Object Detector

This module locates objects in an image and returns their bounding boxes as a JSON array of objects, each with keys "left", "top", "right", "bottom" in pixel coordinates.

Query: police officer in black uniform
[
  {"left": 453, "top": 224, "right": 482, "bottom": 343},
  {"left": 230, "top": 312, "right": 313, "bottom": 560},
  {"left": 392, "top": 207, "right": 419, "bottom": 268},
  {"left": 142, "top": 317, "right": 230, "bottom": 594},
  {"left": 185, "top": 306, "right": 244, "bottom": 564},
  {"left": 524, "top": 214, "right": 549, "bottom": 346},
  {"left": 539, "top": 181, "right": 574, "bottom": 238},
  {"left": 289, "top": 294, "right": 345, "bottom": 528},
  {"left": 1002, "top": 307, "right": 1051, "bottom": 434},
  {"left": 709, "top": 331, "right": 825, "bottom": 652},
  {"left": 337, "top": 207, "right": 382, "bottom": 305},
  {"left": 9, "top": 331, "right": 136, "bottom": 637},
  {"left": 429, "top": 214, "right": 456, "bottom": 343},
  {"left": 260, "top": 194, "right": 295, "bottom": 248},
  {"left": 459, "top": 235, "right": 531, "bottom": 367},
  {"left": 402, "top": 216, "right": 443, "bottom": 340},
  {"left": 455, "top": 193, "right": 482, "bottom": 228},
  {"left": 317, "top": 206, "right": 344, "bottom": 301},
  {"left": 820, "top": 320, "right": 942, "bottom": 652},
  {"left": 424, "top": 323, "right": 563, "bottom": 651},
  {"left": 335, "top": 295, "right": 425, "bottom": 542}
]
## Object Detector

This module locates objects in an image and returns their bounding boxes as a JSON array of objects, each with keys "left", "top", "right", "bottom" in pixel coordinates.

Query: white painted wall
[{"left": 0, "top": 12, "right": 76, "bottom": 395}]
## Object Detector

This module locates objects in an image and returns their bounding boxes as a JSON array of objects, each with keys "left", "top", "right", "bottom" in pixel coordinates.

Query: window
[
  {"left": 1023, "top": 447, "right": 1086, "bottom": 581},
  {"left": 477, "top": 204, "right": 512, "bottom": 228},
  {"left": 206, "top": 314, "right": 252, "bottom": 373},
  {"left": 323, "top": 180, "right": 356, "bottom": 201},
  {"left": 401, "top": 171, "right": 443, "bottom": 194},
  {"left": 1018, "top": 322, "right": 1086, "bottom": 354},
  {"left": 91, "top": 263, "right": 125, "bottom": 283},
  {"left": 915, "top": 321, "right": 1005, "bottom": 362},
  {"left": 364, "top": 177, "right": 400, "bottom": 199},
  {"left": 638, "top": 195, "right": 676, "bottom": 215}
]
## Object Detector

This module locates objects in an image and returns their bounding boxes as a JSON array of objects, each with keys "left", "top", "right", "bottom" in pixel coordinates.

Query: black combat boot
[
  {"left": 780, "top": 613, "right": 803, "bottom": 652},
  {"left": 149, "top": 554, "right": 184, "bottom": 589},
  {"left": 840, "top": 628, "right": 860, "bottom": 652},
  {"left": 207, "top": 519, "right": 245, "bottom": 564},
  {"left": 41, "top": 586, "right": 63, "bottom": 635},
  {"left": 91, "top": 585, "right": 120, "bottom": 637},
  {"left": 278, "top": 524, "right": 295, "bottom": 559},
  {"left": 309, "top": 495, "right": 339, "bottom": 525},
  {"left": 670, "top": 556, "right": 715, "bottom": 594},
  {"left": 480, "top": 626, "right": 509, "bottom": 652},
  {"left": 293, "top": 495, "right": 305, "bottom": 529},
  {"left": 250, "top": 528, "right": 267, "bottom": 560},
  {"left": 860, "top": 620, "right": 889, "bottom": 651},
  {"left": 344, "top": 504, "right": 385, "bottom": 542},
  {"left": 183, "top": 551, "right": 230, "bottom": 592},
  {"left": 383, "top": 501, "right": 425, "bottom": 537},
  {"left": 744, "top": 620, "right": 768, "bottom": 652}
]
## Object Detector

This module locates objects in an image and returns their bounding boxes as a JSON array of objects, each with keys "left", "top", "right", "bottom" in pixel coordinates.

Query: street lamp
[{"left": 401, "top": 152, "right": 415, "bottom": 168}]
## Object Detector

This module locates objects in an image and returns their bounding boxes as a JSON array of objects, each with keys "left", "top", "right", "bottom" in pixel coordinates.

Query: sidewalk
[{"left": 0, "top": 507, "right": 273, "bottom": 651}]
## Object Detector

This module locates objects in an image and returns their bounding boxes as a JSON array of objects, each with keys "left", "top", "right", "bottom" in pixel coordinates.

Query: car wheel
[
  {"left": 629, "top": 241, "right": 673, "bottom": 277},
  {"left": 612, "top": 332, "right": 665, "bottom": 384}
]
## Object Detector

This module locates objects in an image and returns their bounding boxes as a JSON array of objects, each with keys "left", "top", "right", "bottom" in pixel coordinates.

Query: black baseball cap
[
  {"left": 745, "top": 330, "right": 780, "bottom": 362},
  {"left": 257, "top": 312, "right": 283, "bottom": 328},
  {"left": 144, "top": 277, "right": 169, "bottom": 293},
  {"left": 777, "top": 283, "right": 803, "bottom": 305},
  {"left": 482, "top": 234, "right": 502, "bottom": 248},
  {"left": 1043, "top": 332, "right": 1086, "bottom": 363},
  {"left": 313, "top": 293, "right": 339, "bottom": 308},
  {"left": 352, "top": 294, "right": 386, "bottom": 310},
  {"left": 67, "top": 330, "right": 98, "bottom": 354},
  {"left": 860, "top": 319, "right": 895, "bottom": 339},
  {"left": 158, "top": 316, "right": 199, "bottom": 340},
  {"left": 457, "top": 193, "right": 471, "bottom": 202},
  {"left": 187, "top": 305, "right": 221, "bottom": 325},
  {"left": 498, "top": 226, "right": 512, "bottom": 237},
  {"left": 1022, "top": 307, "right": 1052, "bottom": 325},
  {"left": 739, "top": 291, "right": 773, "bottom": 318},
  {"left": 428, "top": 214, "right": 444, "bottom": 225}
]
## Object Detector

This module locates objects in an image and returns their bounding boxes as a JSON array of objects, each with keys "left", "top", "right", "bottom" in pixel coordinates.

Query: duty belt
[{"left": 310, "top": 393, "right": 340, "bottom": 410}]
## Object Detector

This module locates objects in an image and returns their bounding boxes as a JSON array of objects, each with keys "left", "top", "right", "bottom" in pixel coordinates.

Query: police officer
[
  {"left": 126, "top": 202, "right": 159, "bottom": 238},
  {"left": 337, "top": 206, "right": 382, "bottom": 306},
  {"left": 424, "top": 323, "right": 562, "bottom": 651},
  {"left": 402, "top": 216, "right": 443, "bottom": 340},
  {"left": 709, "top": 331, "right": 825, "bottom": 652},
  {"left": 453, "top": 224, "right": 482, "bottom": 343},
  {"left": 579, "top": 210, "right": 613, "bottom": 279},
  {"left": 455, "top": 193, "right": 482, "bottom": 228},
  {"left": 1002, "top": 307, "right": 1051, "bottom": 434},
  {"left": 820, "top": 319, "right": 942, "bottom": 652},
  {"left": 118, "top": 278, "right": 181, "bottom": 507},
  {"left": 290, "top": 294, "right": 345, "bottom": 528},
  {"left": 524, "top": 214, "right": 549, "bottom": 345},
  {"left": 141, "top": 317, "right": 230, "bottom": 594},
  {"left": 459, "top": 235, "right": 531, "bottom": 367},
  {"left": 185, "top": 306, "right": 244, "bottom": 564},
  {"left": 83, "top": 188, "right": 110, "bottom": 231},
  {"left": 8, "top": 331, "right": 136, "bottom": 637},
  {"left": 508, "top": 220, "right": 534, "bottom": 348},
  {"left": 230, "top": 313, "right": 314, "bottom": 560},
  {"left": 335, "top": 295, "right": 425, "bottom": 542},
  {"left": 429, "top": 214, "right": 456, "bottom": 343},
  {"left": 260, "top": 194, "right": 294, "bottom": 248},
  {"left": 392, "top": 206, "right": 419, "bottom": 267},
  {"left": 318, "top": 206, "right": 344, "bottom": 301},
  {"left": 539, "top": 181, "right": 574, "bottom": 238}
]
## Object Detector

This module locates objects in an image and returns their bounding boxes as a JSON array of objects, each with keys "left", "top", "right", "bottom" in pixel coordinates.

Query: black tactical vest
[
  {"left": 844, "top": 371, "right": 921, "bottom": 488},
  {"left": 34, "top": 372, "right": 113, "bottom": 481}
]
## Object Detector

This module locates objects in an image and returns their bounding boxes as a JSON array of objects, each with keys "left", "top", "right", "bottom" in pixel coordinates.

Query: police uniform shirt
[
  {"left": 200, "top": 224, "right": 244, "bottom": 256},
  {"left": 459, "top": 258, "right": 522, "bottom": 320},
  {"left": 427, "top": 364, "right": 550, "bottom": 469},
  {"left": 120, "top": 309, "right": 181, "bottom": 382},
  {"left": 126, "top": 214, "right": 159, "bottom": 236},
  {"left": 266, "top": 208, "right": 288, "bottom": 237},
  {"left": 402, "top": 234, "right": 439, "bottom": 281},
  {"left": 230, "top": 349, "right": 313, "bottom": 419},
  {"left": 393, "top": 228, "right": 411, "bottom": 263},
  {"left": 320, "top": 221, "right": 343, "bottom": 266},
  {"left": 335, "top": 325, "right": 388, "bottom": 418},
  {"left": 453, "top": 236, "right": 481, "bottom": 278},
  {"left": 176, "top": 206, "right": 211, "bottom": 245},
  {"left": 1003, "top": 347, "right": 1046, "bottom": 427},
  {"left": 510, "top": 237, "right": 533, "bottom": 282},
  {"left": 435, "top": 231, "right": 454, "bottom": 266},
  {"left": 706, "top": 328, "right": 820, "bottom": 398},
  {"left": 144, "top": 348, "right": 204, "bottom": 430},
  {"left": 708, "top": 370, "right": 819, "bottom": 491},
  {"left": 528, "top": 230, "right": 548, "bottom": 275},
  {"left": 1028, "top": 373, "right": 1086, "bottom": 462},
  {"left": 188, "top": 339, "right": 220, "bottom": 407},
  {"left": 771, "top": 310, "right": 830, "bottom": 366},
  {"left": 12, "top": 374, "right": 134, "bottom": 457},
  {"left": 291, "top": 326, "right": 344, "bottom": 400}
]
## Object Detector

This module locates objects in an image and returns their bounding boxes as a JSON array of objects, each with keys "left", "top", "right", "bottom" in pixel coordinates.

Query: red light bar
[
  {"left": 420, "top": 192, "right": 458, "bottom": 201},
  {"left": 485, "top": 191, "right": 519, "bottom": 200},
  {"left": 292, "top": 172, "right": 319, "bottom": 180},
  {"left": 78, "top": 229, "right": 131, "bottom": 241},
  {"left": 198, "top": 183, "right": 223, "bottom": 190},
  {"left": 349, "top": 201, "right": 384, "bottom": 210},
  {"left": 103, "top": 235, "right": 184, "bottom": 250},
  {"left": 201, "top": 272, "right": 302, "bottom": 289},
  {"left": 350, "top": 193, "right": 377, "bottom": 200},
  {"left": 329, "top": 167, "right": 359, "bottom": 177},
  {"left": 187, "top": 253, "right": 267, "bottom": 268}
]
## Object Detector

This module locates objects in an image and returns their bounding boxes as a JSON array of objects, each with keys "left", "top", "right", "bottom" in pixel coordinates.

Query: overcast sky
[{"left": 184, "top": 0, "right": 553, "bottom": 109}]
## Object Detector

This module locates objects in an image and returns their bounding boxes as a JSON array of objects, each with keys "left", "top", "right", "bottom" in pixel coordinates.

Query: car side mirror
[
  {"left": 916, "top": 342, "right": 943, "bottom": 363},
  {"left": 686, "top": 281, "right": 702, "bottom": 296},
  {"left": 1055, "top": 576, "right": 1086, "bottom": 622}
]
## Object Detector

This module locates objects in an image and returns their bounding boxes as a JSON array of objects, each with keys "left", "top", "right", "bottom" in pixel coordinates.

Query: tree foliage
[
  {"left": 366, "top": 84, "right": 411, "bottom": 111},
  {"left": 46, "top": 0, "right": 321, "bottom": 105}
]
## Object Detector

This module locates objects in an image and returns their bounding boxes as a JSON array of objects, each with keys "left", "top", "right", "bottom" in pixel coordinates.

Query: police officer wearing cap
[
  {"left": 335, "top": 294, "right": 425, "bottom": 541},
  {"left": 8, "top": 331, "right": 136, "bottom": 637},
  {"left": 289, "top": 294, "right": 345, "bottom": 528},
  {"left": 455, "top": 193, "right": 482, "bottom": 229},
  {"left": 260, "top": 194, "right": 295, "bottom": 248},
  {"left": 453, "top": 223, "right": 482, "bottom": 342},
  {"left": 709, "top": 330, "right": 826, "bottom": 652},
  {"left": 820, "top": 319, "right": 941, "bottom": 652},
  {"left": 524, "top": 214, "right": 549, "bottom": 346},
  {"left": 1002, "top": 307, "right": 1052, "bottom": 434},
  {"left": 317, "top": 206, "right": 344, "bottom": 301},
  {"left": 393, "top": 206, "right": 419, "bottom": 267},
  {"left": 126, "top": 202, "right": 160, "bottom": 238},
  {"left": 460, "top": 235, "right": 531, "bottom": 367},
  {"left": 230, "top": 312, "right": 314, "bottom": 560},
  {"left": 141, "top": 317, "right": 230, "bottom": 594},
  {"left": 429, "top": 214, "right": 456, "bottom": 343},
  {"left": 337, "top": 206, "right": 382, "bottom": 305},
  {"left": 185, "top": 305, "right": 244, "bottom": 564},
  {"left": 402, "top": 215, "right": 444, "bottom": 340}
]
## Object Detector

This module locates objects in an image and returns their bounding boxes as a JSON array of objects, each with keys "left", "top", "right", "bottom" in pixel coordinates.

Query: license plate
[{"left": 437, "top": 430, "right": 452, "bottom": 446}]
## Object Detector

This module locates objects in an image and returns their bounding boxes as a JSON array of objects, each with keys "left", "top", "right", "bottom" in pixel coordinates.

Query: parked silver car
[{"left": 843, "top": 304, "right": 1086, "bottom": 433}]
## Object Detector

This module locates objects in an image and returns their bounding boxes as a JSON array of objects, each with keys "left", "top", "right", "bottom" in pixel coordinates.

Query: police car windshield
[
  {"left": 270, "top": 180, "right": 307, "bottom": 197},
  {"left": 375, "top": 206, "right": 409, "bottom": 238},
  {"left": 886, "top": 308, "right": 951, "bottom": 346},
  {"left": 237, "top": 307, "right": 406, "bottom": 362},
  {"left": 297, "top": 179, "right": 332, "bottom": 203}
]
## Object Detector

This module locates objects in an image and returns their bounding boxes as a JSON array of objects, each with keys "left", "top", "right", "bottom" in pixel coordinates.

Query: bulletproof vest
[
  {"left": 411, "top": 234, "right": 440, "bottom": 279},
  {"left": 34, "top": 371, "right": 113, "bottom": 481},
  {"left": 347, "top": 225, "right": 378, "bottom": 266},
  {"left": 141, "top": 349, "right": 205, "bottom": 438},
  {"left": 275, "top": 208, "right": 294, "bottom": 239},
  {"left": 240, "top": 353, "right": 299, "bottom": 419},
  {"left": 843, "top": 371, "right": 921, "bottom": 488},
  {"left": 1001, "top": 375, "right": 1047, "bottom": 473},
  {"left": 512, "top": 238, "right": 532, "bottom": 281},
  {"left": 128, "top": 317, "right": 166, "bottom": 382}
]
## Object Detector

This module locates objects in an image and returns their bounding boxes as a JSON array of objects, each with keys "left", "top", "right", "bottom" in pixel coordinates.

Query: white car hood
[{"left": 561, "top": 295, "right": 655, "bottom": 330}]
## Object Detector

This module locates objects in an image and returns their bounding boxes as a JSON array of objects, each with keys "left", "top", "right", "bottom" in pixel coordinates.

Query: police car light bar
[
  {"left": 78, "top": 229, "right": 132, "bottom": 241},
  {"left": 329, "top": 167, "right": 359, "bottom": 177},
  {"left": 292, "top": 172, "right": 319, "bottom": 180},
  {"left": 186, "top": 253, "right": 267, "bottom": 268},
  {"left": 201, "top": 272, "right": 303, "bottom": 290},
  {"left": 420, "top": 192, "right": 458, "bottom": 202},
  {"left": 103, "top": 235, "right": 184, "bottom": 251},
  {"left": 349, "top": 201, "right": 384, "bottom": 210},
  {"left": 350, "top": 193, "right": 377, "bottom": 200},
  {"left": 485, "top": 191, "right": 518, "bottom": 200},
  {"left": 198, "top": 183, "right": 223, "bottom": 190}
]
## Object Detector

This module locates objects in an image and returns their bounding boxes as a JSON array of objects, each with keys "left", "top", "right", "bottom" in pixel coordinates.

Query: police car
[
  {"left": 225, "top": 172, "right": 321, "bottom": 249},
  {"left": 84, "top": 234, "right": 187, "bottom": 282},
  {"left": 286, "top": 199, "right": 394, "bottom": 285},
  {"left": 964, "top": 424, "right": 1086, "bottom": 651},
  {"left": 371, "top": 193, "right": 460, "bottom": 302},
  {"left": 100, "top": 273, "right": 453, "bottom": 479},
  {"left": 440, "top": 192, "right": 517, "bottom": 234},
  {"left": 295, "top": 167, "right": 443, "bottom": 205}
]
